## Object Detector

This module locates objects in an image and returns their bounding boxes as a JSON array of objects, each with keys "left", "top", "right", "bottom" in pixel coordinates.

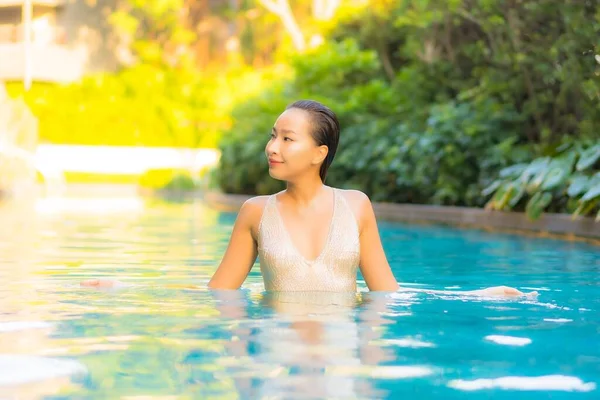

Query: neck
[{"left": 285, "top": 174, "right": 326, "bottom": 206}]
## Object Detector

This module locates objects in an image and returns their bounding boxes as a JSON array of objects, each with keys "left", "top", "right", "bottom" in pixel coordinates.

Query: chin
[{"left": 268, "top": 169, "right": 286, "bottom": 181}]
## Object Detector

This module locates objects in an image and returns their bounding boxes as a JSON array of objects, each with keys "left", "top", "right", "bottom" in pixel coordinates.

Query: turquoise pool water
[{"left": 0, "top": 194, "right": 598, "bottom": 399}]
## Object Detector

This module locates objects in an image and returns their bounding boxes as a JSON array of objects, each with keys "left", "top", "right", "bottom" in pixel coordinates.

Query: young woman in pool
[{"left": 83, "top": 100, "right": 532, "bottom": 297}]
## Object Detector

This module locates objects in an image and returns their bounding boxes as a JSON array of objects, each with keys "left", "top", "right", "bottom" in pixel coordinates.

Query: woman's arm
[
  {"left": 352, "top": 191, "right": 534, "bottom": 298},
  {"left": 355, "top": 192, "right": 400, "bottom": 292},
  {"left": 207, "top": 197, "right": 264, "bottom": 290}
]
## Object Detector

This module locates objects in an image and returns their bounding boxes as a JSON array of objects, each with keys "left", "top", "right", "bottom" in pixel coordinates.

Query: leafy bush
[
  {"left": 216, "top": 39, "right": 385, "bottom": 195},
  {"left": 484, "top": 142, "right": 600, "bottom": 220},
  {"left": 6, "top": 65, "right": 289, "bottom": 148},
  {"left": 216, "top": 0, "right": 599, "bottom": 215},
  {"left": 331, "top": 0, "right": 600, "bottom": 144},
  {"left": 328, "top": 98, "right": 531, "bottom": 205},
  {"left": 138, "top": 168, "right": 198, "bottom": 193},
  {"left": 218, "top": 85, "right": 531, "bottom": 206},
  {"left": 216, "top": 87, "right": 289, "bottom": 195},
  {"left": 217, "top": 39, "right": 534, "bottom": 206}
]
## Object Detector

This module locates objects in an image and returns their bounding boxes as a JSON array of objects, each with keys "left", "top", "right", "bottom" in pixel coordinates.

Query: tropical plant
[{"left": 483, "top": 142, "right": 600, "bottom": 220}]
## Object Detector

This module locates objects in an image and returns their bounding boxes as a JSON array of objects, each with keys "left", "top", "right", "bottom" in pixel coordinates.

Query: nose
[{"left": 266, "top": 136, "right": 279, "bottom": 156}]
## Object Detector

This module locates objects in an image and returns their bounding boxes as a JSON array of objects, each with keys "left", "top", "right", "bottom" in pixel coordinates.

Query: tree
[{"left": 258, "top": 0, "right": 342, "bottom": 51}]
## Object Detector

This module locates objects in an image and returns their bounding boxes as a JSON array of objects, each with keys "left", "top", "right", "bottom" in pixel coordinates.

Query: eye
[{"left": 284, "top": 137, "right": 292, "bottom": 142}]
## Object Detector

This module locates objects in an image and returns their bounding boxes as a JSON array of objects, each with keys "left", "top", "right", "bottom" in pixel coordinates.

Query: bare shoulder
[
  {"left": 239, "top": 195, "right": 271, "bottom": 236},
  {"left": 337, "top": 188, "right": 370, "bottom": 207},
  {"left": 243, "top": 195, "right": 270, "bottom": 208},
  {"left": 336, "top": 189, "right": 373, "bottom": 228}
]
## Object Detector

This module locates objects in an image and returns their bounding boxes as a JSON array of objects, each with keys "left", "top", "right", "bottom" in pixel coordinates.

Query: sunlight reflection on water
[{"left": 0, "top": 189, "right": 598, "bottom": 399}]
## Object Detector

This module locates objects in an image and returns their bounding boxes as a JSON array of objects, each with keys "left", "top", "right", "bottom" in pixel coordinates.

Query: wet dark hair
[{"left": 285, "top": 100, "right": 340, "bottom": 182}]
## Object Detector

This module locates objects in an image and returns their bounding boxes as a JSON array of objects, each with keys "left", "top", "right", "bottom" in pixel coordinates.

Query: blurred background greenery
[{"left": 2, "top": 0, "right": 600, "bottom": 220}]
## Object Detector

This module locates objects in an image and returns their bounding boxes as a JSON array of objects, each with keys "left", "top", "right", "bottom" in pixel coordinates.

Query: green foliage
[
  {"left": 329, "top": 98, "right": 529, "bottom": 205},
  {"left": 138, "top": 168, "right": 198, "bottom": 193},
  {"left": 484, "top": 142, "right": 600, "bottom": 220},
  {"left": 332, "top": 0, "right": 600, "bottom": 143},
  {"left": 109, "top": 0, "right": 203, "bottom": 68},
  {"left": 6, "top": 0, "right": 597, "bottom": 220},
  {"left": 7, "top": 65, "right": 288, "bottom": 148},
  {"left": 217, "top": 0, "right": 600, "bottom": 219},
  {"left": 108, "top": 0, "right": 302, "bottom": 70},
  {"left": 216, "top": 39, "right": 384, "bottom": 195},
  {"left": 217, "top": 39, "right": 532, "bottom": 206},
  {"left": 216, "top": 82, "right": 290, "bottom": 195}
]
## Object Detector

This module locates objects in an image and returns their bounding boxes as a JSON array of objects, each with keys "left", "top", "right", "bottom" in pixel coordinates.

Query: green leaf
[
  {"left": 554, "top": 148, "right": 577, "bottom": 171},
  {"left": 525, "top": 191, "right": 552, "bottom": 220},
  {"left": 526, "top": 168, "right": 548, "bottom": 194},
  {"left": 499, "top": 163, "right": 528, "bottom": 179},
  {"left": 498, "top": 183, "right": 518, "bottom": 210},
  {"left": 541, "top": 165, "right": 569, "bottom": 191},
  {"left": 573, "top": 199, "right": 599, "bottom": 219},
  {"left": 567, "top": 174, "right": 591, "bottom": 197},
  {"left": 576, "top": 144, "right": 600, "bottom": 171},
  {"left": 520, "top": 157, "right": 551, "bottom": 187},
  {"left": 482, "top": 180, "right": 502, "bottom": 197},
  {"left": 581, "top": 183, "right": 600, "bottom": 202},
  {"left": 486, "top": 183, "right": 507, "bottom": 210},
  {"left": 591, "top": 171, "right": 600, "bottom": 186},
  {"left": 508, "top": 183, "right": 526, "bottom": 208}
]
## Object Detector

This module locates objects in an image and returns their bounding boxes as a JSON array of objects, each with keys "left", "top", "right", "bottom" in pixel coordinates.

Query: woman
[
  {"left": 206, "top": 100, "right": 528, "bottom": 296},
  {"left": 84, "top": 100, "right": 531, "bottom": 297}
]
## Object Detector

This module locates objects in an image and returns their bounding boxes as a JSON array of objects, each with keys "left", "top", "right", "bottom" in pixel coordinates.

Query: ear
[{"left": 312, "top": 145, "right": 329, "bottom": 165}]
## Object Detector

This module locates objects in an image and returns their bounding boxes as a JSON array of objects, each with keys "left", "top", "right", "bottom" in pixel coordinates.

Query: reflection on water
[
  {"left": 208, "top": 290, "right": 407, "bottom": 399},
  {"left": 0, "top": 191, "right": 598, "bottom": 399}
]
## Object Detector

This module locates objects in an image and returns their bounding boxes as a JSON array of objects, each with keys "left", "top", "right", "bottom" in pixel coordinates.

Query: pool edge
[{"left": 202, "top": 191, "right": 600, "bottom": 243}]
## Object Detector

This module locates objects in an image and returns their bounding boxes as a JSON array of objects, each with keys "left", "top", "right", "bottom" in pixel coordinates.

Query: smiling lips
[{"left": 268, "top": 158, "right": 283, "bottom": 167}]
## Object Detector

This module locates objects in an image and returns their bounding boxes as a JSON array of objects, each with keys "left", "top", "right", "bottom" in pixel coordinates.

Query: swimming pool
[{"left": 0, "top": 193, "right": 598, "bottom": 399}]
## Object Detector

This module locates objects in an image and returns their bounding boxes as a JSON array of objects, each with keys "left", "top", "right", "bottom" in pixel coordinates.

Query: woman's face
[{"left": 265, "top": 108, "right": 327, "bottom": 181}]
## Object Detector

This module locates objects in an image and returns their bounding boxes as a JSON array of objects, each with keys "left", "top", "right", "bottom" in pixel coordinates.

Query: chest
[{"left": 279, "top": 208, "right": 335, "bottom": 262}]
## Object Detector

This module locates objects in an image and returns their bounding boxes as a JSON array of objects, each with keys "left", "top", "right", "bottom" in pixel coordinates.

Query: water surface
[{"left": 0, "top": 192, "right": 598, "bottom": 399}]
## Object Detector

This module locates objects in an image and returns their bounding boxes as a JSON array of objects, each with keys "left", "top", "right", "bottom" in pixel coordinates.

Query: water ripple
[{"left": 0, "top": 196, "right": 598, "bottom": 399}]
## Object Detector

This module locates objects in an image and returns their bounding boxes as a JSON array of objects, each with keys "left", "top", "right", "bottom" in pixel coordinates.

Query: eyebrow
[{"left": 272, "top": 127, "right": 297, "bottom": 135}]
